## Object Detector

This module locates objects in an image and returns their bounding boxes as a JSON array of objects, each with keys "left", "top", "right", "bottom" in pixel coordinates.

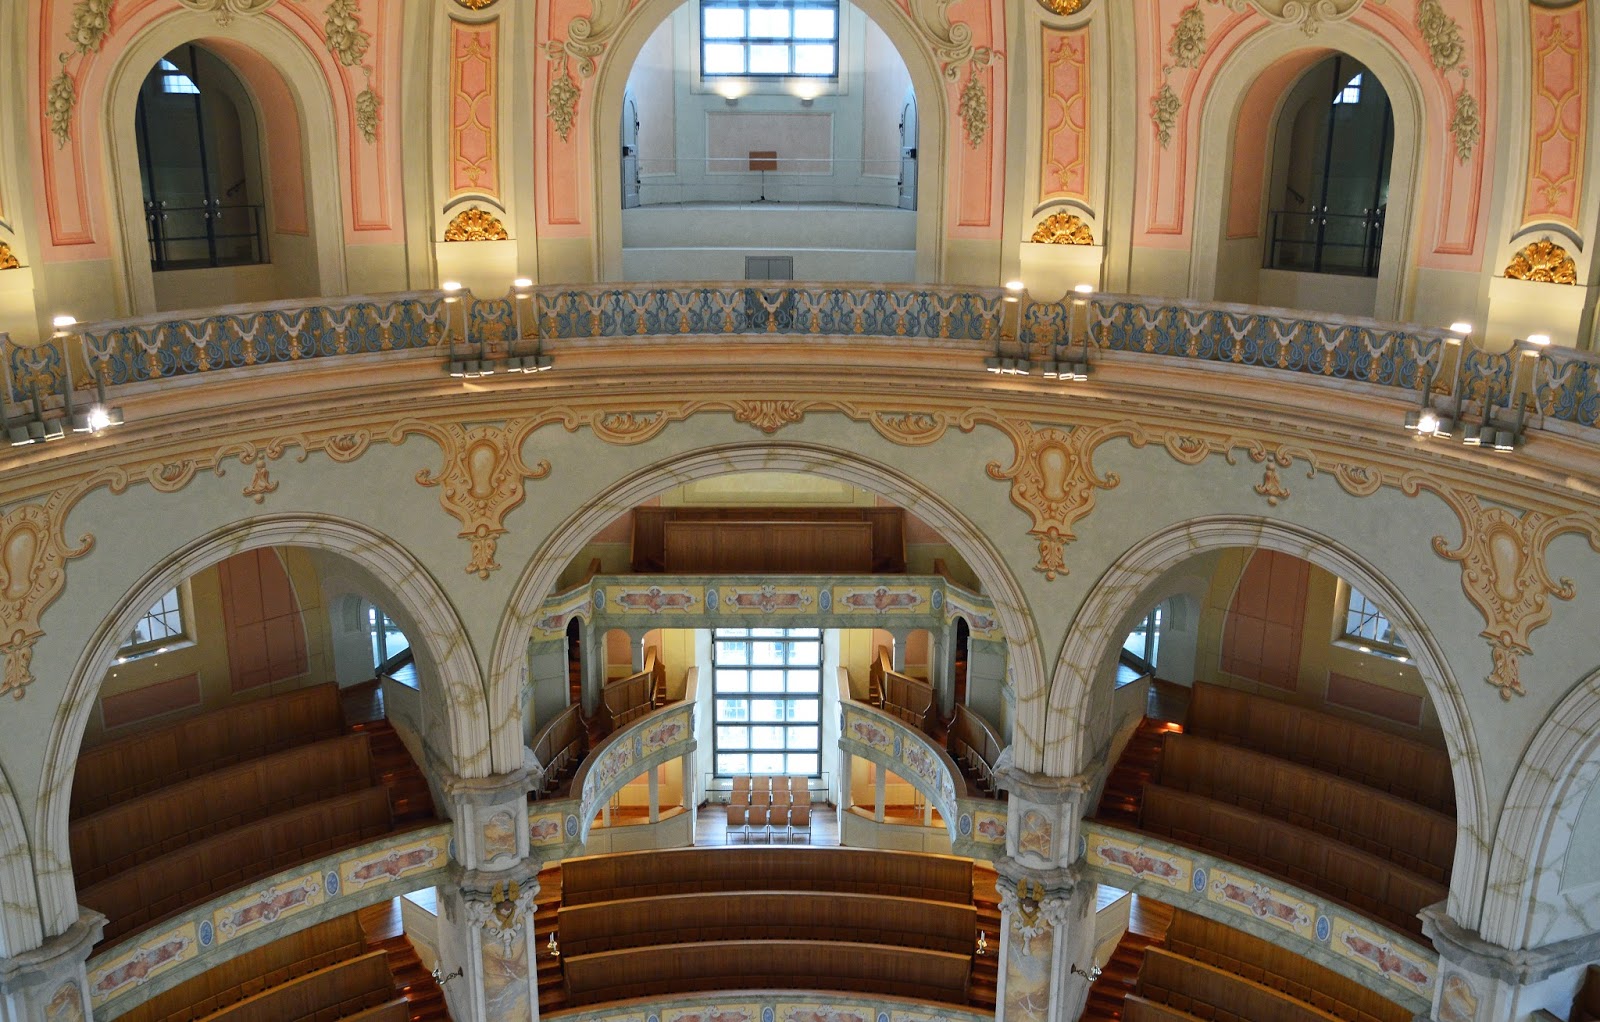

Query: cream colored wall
[{"left": 642, "top": 628, "right": 697, "bottom": 700}]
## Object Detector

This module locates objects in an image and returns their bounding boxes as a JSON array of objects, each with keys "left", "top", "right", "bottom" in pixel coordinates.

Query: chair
[
  {"left": 792, "top": 787, "right": 812, "bottom": 807},
  {"left": 770, "top": 790, "right": 792, "bottom": 808},
  {"left": 732, "top": 776, "right": 752, "bottom": 804},
  {"left": 751, "top": 775, "right": 771, "bottom": 792},
  {"left": 787, "top": 803, "right": 811, "bottom": 842},
  {"left": 748, "top": 790, "right": 771, "bottom": 807},
  {"left": 726, "top": 804, "right": 748, "bottom": 843},
  {"left": 747, "top": 805, "right": 770, "bottom": 842}
]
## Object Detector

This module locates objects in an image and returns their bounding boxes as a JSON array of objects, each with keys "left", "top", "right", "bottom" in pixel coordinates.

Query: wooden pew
[
  {"left": 73, "top": 683, "right": 346, "bottom": 818},
  {"left": 342, "top": 1001, "right": 410, "bottom": 1022},
  {"left": 601, "top": 648, "right": 663, "bottom": 732},
  {"left": 530, "top": 703, "right": 586, "bottom": 795},
  {"left": 1158, "top": 734, "right": 1455, "bottom": 881},
  {"left": 871, "top": 648, "right": 934, "bottom": 733},
  {"left": 72, "top": 734, "right": 374, "bottom": 886},
  {"left": 559, "top": 847, "right": 973, "bottom": 906},
  {"left": 119, "top": 914, "right": 369, "bottom": 1022},
  {"left": 1123, "top": 994, "right": 1206, "bottom": 1022},
  {"left": 1137, "top": 948, "right": 1348, "bottom": 1022},
  {"left": 81, "top": 788, "right": 393, "bottom": 946},
  {"left": 1139, "top": 784, "right": 1445, "bottom": 936},
  {"left": 1185, "top": 683, "right": 1453, "bottom": 814},
  {"left": 557, "top": 890, "right": 976, "bottom": 956},
  {"left": 195, "top": 950, "right": 393, "bottom": 1022},
  {"left": 562, "top": 940, "right": 970, "bottom": 1006}
]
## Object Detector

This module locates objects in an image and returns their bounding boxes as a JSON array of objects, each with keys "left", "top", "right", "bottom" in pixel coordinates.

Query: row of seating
[
  {"left": 725, "top": 802, "right": 812, "bottom": 842},
  {"left": 1157, "top": 733, "right": 1455, "bottom": 882},
  {"left": 731, "top": 774, "right": 809, "bottom": 797},
  {"left": 1136, "top": 948, "right": 1350, "bottom": 1022},
  {"left": 870, "top": 649, "right": 934, "bottom": 733},
  {"left": 193, "top": 950, "right": 396, "bottom": 1022},
  {"left": 73, "top": 683, "right": 346, "bottom": 818},
  {"left": 601, "top": 648, "right": 664, "bottom": 732}
]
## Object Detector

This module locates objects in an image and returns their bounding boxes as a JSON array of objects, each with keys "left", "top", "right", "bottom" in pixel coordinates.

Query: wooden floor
[{"left": 694, "top": 803, "right": 841, "bottom": 846}]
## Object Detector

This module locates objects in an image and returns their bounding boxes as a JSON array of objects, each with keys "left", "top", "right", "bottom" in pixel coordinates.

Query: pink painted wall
[
  {"left": 1224, "top": 50, "right": 1326, "bottom": 240},
  {"left": 1219, "top": 549, "right": 1309, "bottom": 691},
  {"left": 450, "top": 20, "right": 500, "bottom": 200},
  {"left": 1040, "top": 27, "right": 1091, "bottom": 204},
  {"left": 206, "top": 39, "right": 309, "bottom": 236},
  {"left": 1522, "top": 5, "right": 1586, "bottom": 228}
]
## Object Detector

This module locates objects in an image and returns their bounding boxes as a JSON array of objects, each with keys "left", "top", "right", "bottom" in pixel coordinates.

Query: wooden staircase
[
  {"left": 1082, "top": 928, "right": 1163, "bottom": 1022},
  {"left": 351, "top": 717, "right": 437, "bottom": 824},
  {"left": 534, "top": 865, "right": 566, "bottom": 1015},
  {"left": 1095, "top": 718, "right": 1172, "bottom": 826},
  {"left": 970, "top": 879, "right": 1001, "bottom": 1010},
  {"left": 370, "top": 933, "right": 451, "bottom": 1022}
]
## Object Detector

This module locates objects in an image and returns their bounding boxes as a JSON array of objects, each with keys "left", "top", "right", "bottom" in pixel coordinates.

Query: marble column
[
  {"left": 1419, "top": 907, "right": 1600, "bottom": 1022},
  {"left": 435, "top": 768, "right": 543, "bottom": 1022},
  {"left": 0, "top": 910, "right": 102, "bottom": 1022},
  {"left": 995, "top": 766, "right": 1096, "bottom": 1022}
]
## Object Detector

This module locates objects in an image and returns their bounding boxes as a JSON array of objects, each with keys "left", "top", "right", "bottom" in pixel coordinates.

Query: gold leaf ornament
[
  {"left": 0, "top": 242, "right": 19, "bottom": 270},
  {"left": 444, "top": 207, "right": 509, "bottom": 242},
  {"left": 1504, "top": 239, "right": 1578, "bottom": 285},
  {"left": 1031, "top": 213, "right": 1095, "bottom": 245}
]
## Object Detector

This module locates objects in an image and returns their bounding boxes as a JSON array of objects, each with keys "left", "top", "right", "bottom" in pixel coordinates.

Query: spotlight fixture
[
  {"left": 547, "top": 931, "right": 561, "bottom": 958},
  {"left": 430, "top": 965, "right": 463, "bottom": 986},
  {"left": 1526, "top": 333, "right": 1551, "bottom": 347},
  {"left": 1071, "top": 964, "right": 1103, "bottom": 982},
  {"left": 1004, "top": 280, "right": 1025, "bottom": 293},
  {"left": 976, "top": 932, "right": 989, "bottom": 956},
  {"left": 28, "top": 383, "right": 64, "bottom": 442},
  {"left": 1449, "top": 321, "right": 1473, "bottom": 336},
  {"left": 1403, "top": 367, "right": 1439, "bottom": 434},
  {"left": 1073, "top": 283, "right": 1096, "bottom": 294}
]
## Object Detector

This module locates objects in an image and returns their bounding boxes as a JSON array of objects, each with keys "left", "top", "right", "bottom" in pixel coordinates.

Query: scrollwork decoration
[
  {"left": 731, "top": 400, "right": 806, "bottom": 434},
  {"left": 0, "top": 243, "right": 19, "bottom": 271},
  {"left": 444, "top": 207, "right": 509, "bottom": 242},
  {"left": 1031, "top": 213, "right": 1095, "bottom": 245},
  {"left": 173, "top": 0, "right": 281, "bottom": 24},
  {"left": 544, "top": 2, "right": 628, "bottom": 142},
  {"left": 907, "top": 0, "right": 999, "bottom": 149},
  {"left": 0, "top": 488, "right": 96, "bottom": 700},
  {"left": 1504, "top": 239, "right": 1578, "bottom": 284},
  {"left": 1036, "top": 0, "right": 1088, "bottom": 14}
]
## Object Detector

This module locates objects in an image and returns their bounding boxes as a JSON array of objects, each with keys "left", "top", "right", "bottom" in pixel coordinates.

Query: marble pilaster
[
  {"left": 1420, "top": 906, "right": 1600, "bottom": 1022},
  {"left": 0, "top": 909, "right": 102, "bottom": 1022}
]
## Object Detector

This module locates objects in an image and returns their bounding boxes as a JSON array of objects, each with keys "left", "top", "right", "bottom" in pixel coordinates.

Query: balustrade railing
[{"left": 3, "top": 284, "right": 1598, "bottom": 438}]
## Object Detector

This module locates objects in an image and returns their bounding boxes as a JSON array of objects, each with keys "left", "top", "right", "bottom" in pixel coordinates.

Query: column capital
[
  {"left": 0, "top": 908, "right": 103, "bottom": 993},
  {"left": 438, "top": 761, "right": 542, "bottom": 807},
  {"left": 1420, "top": 905, "right": 1600, "bottom": 986},
  {"left": 463, "top": 876, "right": 541, "bottom": 955},
  {"left": 994, "top": 755, "right": 1091, "bottom": 806},
  {"left": 994, "top": 855, "right": 1083, "bottom": 898}
]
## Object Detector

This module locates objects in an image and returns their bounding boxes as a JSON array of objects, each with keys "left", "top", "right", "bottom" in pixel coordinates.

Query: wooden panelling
[
  {"left": 1123, "top": 994, "right": 1207, "bottom": 1022},
  {"left": 1219, "top": 550, "right": 1308, "bottom": 690},
  {"left": 1139, "top": 784, "right": 1446, "bottom": 936},
  {"left": 119, "top": 915, "right": 367, "bottom": 1022},
  {"left": 80, "top": 788, "right": 393, "bottom": 945},
  {"left": 560, "top": 847, "right": 973, "bottom": 906},
  {"left": 1186, "top": 682, "right": 1454, "bottom": 813},
  {"left": 1157, "top": 734, "right": 1455, "bottom": 881},
  {"left": 949, "top": 705, "right": 1003, "bottom": 795},
  {"left": 1137, "top": 948, "right": 1348, "bottom": 1022},
  {"left": 73, "top": 683, "right": 345, "bottom": 818},
  {"left": 196, "top": 951, "right": 393, "bottom": 1022},
  {"left": 100, "top": 673, "right": 203, "bottom": 731},
  {"left": 218, "top": 549, "right": 309, "bottom": 693},
  {"left": 71, "top": 734, "right": 374, "bottom": 886},
  {"left": 557, "top": 890, "right": 976, "bottom": 956},
  {"left": 1324, "top": 673, "right": 1424, "bottom": 728},
  {"left": 601, "top": 648, "right": 663, "bottom": 731},
  {"left": 632, "top": 507, "right": 905, "bottom": 573},
  {"left": 1164, "top": 909, "right": 1412, "bottom": 1022},
  {"left": 562, "top": 940, "right": 970, "bottom": 1006},
  {"left": 872, "top": 649, "right": 933, "bottom": 732}
]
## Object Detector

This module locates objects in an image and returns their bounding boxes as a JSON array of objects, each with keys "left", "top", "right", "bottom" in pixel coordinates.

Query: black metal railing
[
  {"left": 1264, "top": 208, "right": 1384, "bottom": 277},
  {"left": 146, "top": 199, "right": 267, "bottom": 271}
]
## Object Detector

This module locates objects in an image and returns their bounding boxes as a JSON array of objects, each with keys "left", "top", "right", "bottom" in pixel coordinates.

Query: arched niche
[
  {"left": 486, "top": 442, "right": 1043, "bottom": 777},
  {"left": 31, "top": 515, "right": 487, "bottom": 936},
  {"left": 589, "top": 0, "right": 950, "bottom": 281},
  {"left": 98, "top": 11, "right": 347, "bottom": 315},
  {"left": 1041, "top": 516, "right": 1488, "bottom": 928},
  {"left": 1188, "top": 22, "right": 1426, "bottom": 321}
]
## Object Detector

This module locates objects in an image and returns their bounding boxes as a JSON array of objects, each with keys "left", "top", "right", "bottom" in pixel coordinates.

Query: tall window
[
  {"left": 121, "top": 587, "right": 187, "bottom": 656},
  {"left": 1343, "top": 587, "right": 1405, "bottom": 652},
  {"left": 1122, "top": 605, "right": 1162, "bottom": 668},
  {"left": 712, "top": 627, "right": 821, "bottom": 776},
  {"left": 368, "top": 605, "right": 410, "bottom": 668},
  {"left": 702, "top": 1, "right": 839, "bottom": 78}
]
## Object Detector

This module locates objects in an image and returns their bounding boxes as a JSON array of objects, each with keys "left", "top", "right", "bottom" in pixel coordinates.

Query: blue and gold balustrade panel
[
  {"left": 1081, "top": 820, "right": 1435, "bottom": 1013},
  {"left": 85, "top": 824, "right": 451, "bottom": 1018}
]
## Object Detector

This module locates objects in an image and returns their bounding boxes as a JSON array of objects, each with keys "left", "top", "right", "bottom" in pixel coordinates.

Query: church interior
[{"left": 2, "top": 2, "right": 1600, "bottom": 1022}]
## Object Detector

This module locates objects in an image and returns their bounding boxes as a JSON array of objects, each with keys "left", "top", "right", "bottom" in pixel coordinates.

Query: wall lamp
[
  {"left": 1041, "top": 287, "right": 1095, "bottom": 381},
  {"left": 442, "top": 283, "right": 494, "bottom": 379},
  {"left": 1071, "top": 963, "right": 1102, "bottom": 982},
  {"left": 986, "top": 284, "right": 1031, "bottom": 374},
  {"left": 506, "top": 278, "right": 554, "bottom": 373},
  {"left": 430, "top": 965, "right": 463, "bottom": 986}
]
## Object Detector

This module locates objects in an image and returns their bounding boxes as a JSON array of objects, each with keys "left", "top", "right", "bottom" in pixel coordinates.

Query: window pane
[
  {"left": 751, "top": 700, "right": 785, "bottom": 722},
  {"left": 751, "top": 753, "right": 785, "bottom": 774},
  {"left": 786, "top": 670, "right": 820, "bottom": 693},
  {"left": 703, "top": 43, "right": 746, "bottom": 75},
  {"left": 718, "top": 727, "right": 750, "bottom": 749},
  {"left": 751, "top": 726, "right": 785, "bottom": 749},
  {"left": 717, "top": 698, "right": 749, "bottom": 721},
  {"left": 792, "top": 44, "right": 834, "bottom": 75},
  {"left": 717, "top": 640, "right": 750, "bottom": 664},
  {"left": 787, "top": 754, "right": 819, "bottom": 775},
  {"left": 793, "top": 8, "right": 835, "bottom": 38},
  {"left": 753, "top": 642, "right": 786, "bottom": 665},
  {"left": 751, "top": 669, "right": 785, "bottom": 692},
  {"left": 789, "top": 641, "right": 820, "bottom": 665},
  {"left": 748, "top": 44, "right": 790, "bottom": 74},
  {"left": 786, "top": 726, "right": 819, "bottom": 750},
  {"left": 719, "top": 669, "right": 749, "bottom": 692},
  {"left": 748, "top": 8, "right": 791, "bottom": 36},
  {"left": 788, "top": 700, "right": 819, "bottom": 722},
  {"left": 703, "top": 7, "right": 746, "bottom": 37},
  {"left": 718, "top": 753, "right": 750, "bottom": 775}
]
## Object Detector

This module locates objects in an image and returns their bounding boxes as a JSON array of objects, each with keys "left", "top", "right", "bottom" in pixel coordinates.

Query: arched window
[
  {"left": 1264, "top": 55, "right": 1393, "bottom": 278},
  {"left": 136, "top": 44, "right": 267, "bottom": 270}
]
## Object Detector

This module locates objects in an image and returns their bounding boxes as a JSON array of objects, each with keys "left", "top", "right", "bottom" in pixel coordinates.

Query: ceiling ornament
[
  {"left": 173, "top": 0, "right": 280, "bottom": 24},
  {"left": 0, "top": 487, "right": 96, "bottom": 700},
  {"left": 0, "top": 243, "right": 18, "bottom": 270},
  {"left": 1405, "top": 480, "right": 1600, "bottom": 700},
  {"left": 1504, "top": 239, "right": 1578, "bottom": 284},
  {"left": 1215, "top": 0, "right": 1376, "bottom": 36},
  {"left": 1031, "top": 213, "right": 1095, "bottom": 245},
  {"left": 732, "top": 400, "right": 806, "bottom": 434},
  {"left": 908, "top": 0, "right": 999, "bottom": 148},
  {"left": 1036, "top": 0, "right": 1089, "bottom": 14},
  {"left": 444, "top": 207, "right": 509, "bottom": 242},
  {"left": 397, "top": 419, "right": 551, "bottom": 579},
  {"left": 544, "top": 1, "right": 627, "bottom": 142}
]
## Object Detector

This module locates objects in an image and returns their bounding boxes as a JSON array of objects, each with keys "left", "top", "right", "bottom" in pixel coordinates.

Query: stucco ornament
[
  {"left": 908, "top": 0, "right": 999, "bottom": 149},
  {"left": 987, "top": 421, "right": 1138, "bottom": 581},
  {"left": 0, "top": 489, "right": 95, "bottom": 700},
  {"left": 173, "top": 0, "right": 281, "bottom": 24},
  {"left": 467, "top": 879, "right": 537, "bottom": 953},
  {"left": 1037, "top": 0, "right": 1088, "bottom": 13},
  {"left": 396, "top": 420, "right": 552, "bottom": 579},
  {"left": 319, "top": 0, "right": 380, "bottom": 144},
  {"left": 1168, "top": 5, "right": 1208, "bottom": 67},
  {"left": 732, "top": 400, "right": 806, "bottom": 434},
  {"left": 444, "top": 207, "right": 509, "bottom": 242},
  {"left": 1450, "top": 90, "right": 1480, "bottom": 164},
  {"left": 0, "top": 243, "right": 19, "bottom": 270},
  {"left": 1504, "top": 239, "right": 1578, "bottom": 284},
  {"left": 1415, "top": 0, "right": 1464, "bottom": 72},
  {"left": 1215, "top": 0, "right": 1377, "bottom": 36},
  {"left": 996, "top": 877, "right": 1073, "bottom": 956},
  {"left": 1411, "top": 483, "right": 1600, "bottom": 700},
  {"left": 355, "top": 84, "right": 380, "bottom": 144},
  {"left": 544, "top": 1, "right": 627, "bottom": 142},
  {"left": 1151, "top": 83, "right": 1181, "bottom": 149},
  {"left": 1031, "top": 212, "right": 1095, "bottom": 245},
  {"left": 49, "top": 0, "right": 117, "bottom": 147}
]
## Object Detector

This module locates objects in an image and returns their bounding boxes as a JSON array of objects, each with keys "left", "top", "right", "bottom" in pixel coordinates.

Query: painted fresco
[
  {"left": 1087, "top": 831, "right": 1191, "bottom": 888},
  {"left": 1002, "top": 925, "right": 1054, "bottom": 1022},
  {"left": 1332, "top": 916, "right": 1434, "bottom": 992},
  {"left": 45, "top": 981, "right": 86, "bottom": 1022},
  {"left": 1206, "top": 867, "right": 1317, "bottom": 939},
  {"left": 214, "top": 872, "right": 325, "bottom": 941},
  {"left": 340, "top": 833, "right": 449, "bottom": 893},
  {"left": 482, "top": 808, "right": 519, "bottom": 861},
  {"left": 88, "top": 926, "right": 198, "bottom": 1008},
  {"left": 481, "top": 930, "right": 531, "bottom": 1021},
  {"left": 831, "top": 585, "right": 929, "bottom": 614},
  {"left": 720, "top": 584, "right": 818, "bottom": 614},
  {"left": 529, "top": 812, "right": 566, "bottom": 846}
]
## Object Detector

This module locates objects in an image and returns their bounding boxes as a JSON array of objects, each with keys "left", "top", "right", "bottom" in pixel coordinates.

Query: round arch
[
  {"left": 1479, "top": 668, "right": 1600, "bottom": 950},
  {"left": 1187, "top": 22, "right": 1429, "bottom": 321},
  {"left": 484, "top": 442, "right": 1045, "bottom": 775},
  {"left": 97, "top": 10, "right": 348, "bottom": 315},
  {"left": 1041, "top": 516, "right": 1489, "bottom": 927},
  {"left": 590, "top": 0, "right": 950, "bottom": 281},
  {"left": 30, "top": 514, "right": 488, "bottom": 935}
]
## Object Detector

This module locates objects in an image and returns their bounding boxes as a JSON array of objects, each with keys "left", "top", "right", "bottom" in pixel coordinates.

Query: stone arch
[
  {"left": 1479, "top": 668, "right": 1600, "bottom": 950},
  {"left": 1041, "top": 516, "right": 1489, "bottom": 927},
  {"left": 1188, "top": 21, "right": 1429, "bottom": 320},
  {"left": 30, "top": 514, "right": 488, "bottom": 935},
  {"left": 96, "top": 9, "right": 348, "bottom": 314},
  {"left": 485, "top": 442, "right": 1044, "bottom": 774},
  {"left": 0, "top": 762, "right": 43, "bottom": 958},
  {"left": 589, "top": 0, "right": 951, "bottom": 281}
]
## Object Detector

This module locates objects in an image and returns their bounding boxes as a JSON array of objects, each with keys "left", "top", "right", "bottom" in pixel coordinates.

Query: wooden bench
[
  {"left": 557, "top": 890, "right": 976, "bottom": 956},
  {"left": 871, "top": 649, "right": 933, "bottom": 733},
  {"left": 1185, "top": 682, "right": 1453, "bottom": 813},
  {"left": 1139, "top": 784, "right": 1445, "bottom": 936},
  {"left": 1164, "top": 909, "right": 1412, "bottom": 1022},
  {"left": 72, "top": 734, "right": 374, "bottom": 885},
  {"left": 601, "top": 648, "right": 663, "bottom": 732},
  {"left": 562, "top": 940, "right": 970, "bottom": 1006},
  {"left": 559, "top": 847, "right": 974, "bottom": 906},
  {"left": 73, "top": 683, "right": 345, "bottom": 818},
  {"left": 1158, "top": 733, "right": 1455, "bottom": 881},
  {"left": 1137, "top": 948, "right": 1348, "bottom": 1022},
  {"left": 531, "top": 703, "right": 586, "bottom": 795},
  {"left": 81, "top": 788, "right": 393, "bottom": 946},
  {"left": 1123, "top": 993, "right": 1207, "bottom": 1022},
  {"left": 339, "top": 1000, "right": 410, "bottom": 1022},
  {"left": 194, "top": 950, "right": 393, "bottom": 1022},
  {"left": 119, "top": 914, "right": 369, "bottom": 1022}
]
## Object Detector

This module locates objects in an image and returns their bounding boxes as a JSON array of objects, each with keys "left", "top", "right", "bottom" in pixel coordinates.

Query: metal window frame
[
  {"left": 711, "top": 627, "right": 823, "bottom": 777},
  {"left": 700, "top": 0, "right": 841, "bottom": 79}
]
